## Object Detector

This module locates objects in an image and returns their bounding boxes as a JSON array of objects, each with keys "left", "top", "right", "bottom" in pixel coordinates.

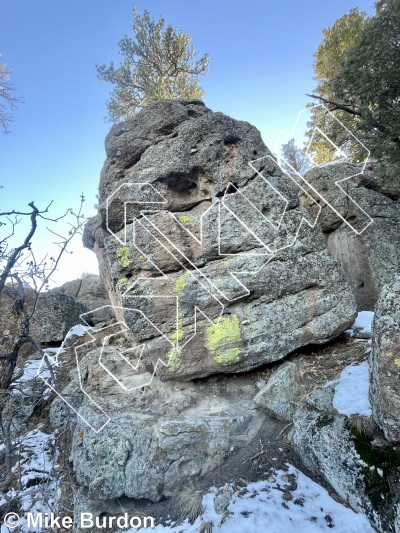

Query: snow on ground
[
  {"left": 346, "top": 311, "right": 374, "bottom": 336},
  {"left": 330, "top": 310, "right": 373, "bottom": 416},
  {"left": 332, "top": 361, "right": 372, "bottom": 417},
  {"left": 0, "top": 426, "right": 60, "bottom": 533},
  {"left": 133, "top": 464, "right": 374, "bottom": 533},
  {"left": 11, "top": 349, "right": 65, "bottom": 400},
  {"left": 66, "top": 324, "right": 92, "bottom": 338},
  {"left": 13, "top": 353, "right": 62, "bottom": 386}
]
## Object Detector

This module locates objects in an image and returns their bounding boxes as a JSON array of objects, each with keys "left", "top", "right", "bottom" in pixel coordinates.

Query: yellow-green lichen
[
  {"left": 115, "top": 277, "right": 132, "bottom": 294},
  {"left": 171, "top": 313, "right": 184, "bottom": 343},
  {"left": 167, "top": 346, "right": 182, "bottom": 373},
  {"left": 206, "top": 314, "right": 241, "bottom": 364},
  {"left": 175, "top": 271, "right": 190, "bottom": 295},
  {"left": 117, "top": 247, "right": 133, "bottom": 268},
  {"left": 167, "top": 313, "right": 184, "bottom": 371},
  {"left": 178, "top": 214, "right": 198, "bottom": 227},
  {"left": 394, "top": 359, "right": 400, "bottom": 367},
  {"left": 386, "top": 352, "right": 393, "bottom": 357}
]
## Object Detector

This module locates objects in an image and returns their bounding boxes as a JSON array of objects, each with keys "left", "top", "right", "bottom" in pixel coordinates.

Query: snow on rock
[
  {"left": 66, "top": 324, "right": 91, "bottom": 338},
  {"left": 12, "top": 350, "right": 65, "bottom": 401},
  {"left": 346, "top": 311, "right": 374, "bottom": 336},
  {"left": 333, "top": 361, "right": 372, "bottom": 417},
  {"left": 0, "top": 426, "right": 60, "bottom": 533},
  {"left": 133, "top": 464, "right": 374, "bottom": 533}
]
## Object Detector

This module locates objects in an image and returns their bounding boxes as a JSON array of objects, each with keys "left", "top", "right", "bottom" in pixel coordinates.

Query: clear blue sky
[{"left": 1, "top": 0, "right": 375, "bottom": 284}]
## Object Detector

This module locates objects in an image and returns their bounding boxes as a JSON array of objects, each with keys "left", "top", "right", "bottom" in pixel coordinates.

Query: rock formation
[
  {"left": 0, "top": 289, "right": 88, "bottom": 352},
  {"left": 370, "top": 277, "right": 400, "bottom": 442},
  {"left": 300, "top": 162, "right": 400, "bottom": 310},
  {"left": 51, "top": 274, "right": 112, "bottom": 326},
  {"left": 48, "top": 99, "right": 364, "bottom": 526},
  {"left": 83, "top": 100, "right": 356, "bottom": 382}
]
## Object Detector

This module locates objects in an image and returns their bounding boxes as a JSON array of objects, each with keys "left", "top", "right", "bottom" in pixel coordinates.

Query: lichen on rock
[{"left": 206, "top": 315, "right": 241, "bottom": 364}]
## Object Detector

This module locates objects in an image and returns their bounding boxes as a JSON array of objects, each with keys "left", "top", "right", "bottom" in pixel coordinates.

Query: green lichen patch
[
  {"left": 178, "top": 214, "right": 198, "bottom": 227},
  {"left": 394, "top": 359, "right": 400, "bottom": 367},
  {"left": 167, "top": 313, "right": 184, "bottom": 372},
  {"left": 206, "top": 314, "right": 241, "bottom": 364},
  {"left": 167, "top": 345, "right": 182, "bottom": 373},
  {"left": 171, "top": 313, "right": 184, "bottom": 343},
  {"left": 117, "top": 247, "right": 133, "bottom": 268},
  {"left": 115, "top": 277, "right": 132, "bottom": 294},
  {"left": 175, "top": 271, "right": 190, "bottom": 295}
]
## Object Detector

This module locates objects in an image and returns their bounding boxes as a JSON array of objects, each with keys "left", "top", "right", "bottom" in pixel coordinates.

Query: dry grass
[
  {"left": 198, "top": 521, "right": 213, "bottom": 533},
  {"left": 175, "top": 483, "right": 204, "bottom": 524},
  {"left": 347, "top": 414, "right": 378, "bottom": 437}
]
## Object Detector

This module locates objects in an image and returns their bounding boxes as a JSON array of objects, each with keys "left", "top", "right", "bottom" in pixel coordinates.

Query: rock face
[
  {"left": 0, "top": 289, "right": 88, "bottom": 349},
  {"left": 252, "top": 343, "right": 400, "bottom": 533},
  {"left": 370, "top": 277, "right": 400, "bottom": 442},
  {"left": 254, "top": 361, "right": 300, "bottom": 422},
  {"left": 31, "top": 292, "right": 88, "bottom": 344},
  {"left": 51, "top": 274, "right": 112, "bottom": 326},
  {"left": 53, "top": 344, "right": 270, "bottom": 502},
  {"left": 84, "top": 99, "right": 356, "bottom": 381},
  {"left": 301, "top": 162, "right": 400, "bottom": 310},
  {"left": 291, "top": 405, "right": 400, "bottom": 533}
]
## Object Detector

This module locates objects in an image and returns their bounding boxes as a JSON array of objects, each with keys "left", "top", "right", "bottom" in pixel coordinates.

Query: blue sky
[{"left": 1, "top": 0, "right": 375, "bottom": 284}]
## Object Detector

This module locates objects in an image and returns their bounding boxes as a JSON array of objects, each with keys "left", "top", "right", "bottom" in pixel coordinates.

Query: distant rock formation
[
  {"left": 51, "top": 274, "right": 112, "bottom": 326},
  {"left": 0, "top": 289, "right": 88, "bottom": 352},
  {"left": 300, "top": 162, "right": 400, "bottom": 310}
]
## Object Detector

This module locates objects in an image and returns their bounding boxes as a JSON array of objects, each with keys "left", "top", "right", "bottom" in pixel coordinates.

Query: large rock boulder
[
  {"left": 30, "top": 292, "right": 88, "bottom": 344},
  {"left": 301, "top": 162, "right": 400, "bottom": 310},
  {"left": 83, "top": 100, "right": 356, "bottom": 381},
  {"left": 370, "top": 277, "right": 400, "bottom": 442},
  {"left": 51, "top": 274, "right": 113, "bottom": 326},
  {"left": 51, "top": 343, "right": 277, "bottom": 505},
  {"left": 0, "top": 289, "right": 88, "bottom": 349}
]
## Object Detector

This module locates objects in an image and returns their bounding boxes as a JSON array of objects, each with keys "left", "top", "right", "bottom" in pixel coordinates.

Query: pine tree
[
  {"left": 96, "top": 9, "right": 209, "bottom": 123},
  {"left": 306, "top": 0, "right": 400, "bottom": 190}
]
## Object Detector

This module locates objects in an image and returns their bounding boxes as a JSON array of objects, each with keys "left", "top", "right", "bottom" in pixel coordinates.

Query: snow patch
[
  {"left": 0, "top": 426, "right": 60, "bottom": 532},
  {"left": 333, "top": 361, "right": 372, "bottom": 417},
  {"left": 132, "top": 464, "right": 374, "bottom": 533},
  {"left": 346, "top": 311, "right": 374, "bottom": 336}
]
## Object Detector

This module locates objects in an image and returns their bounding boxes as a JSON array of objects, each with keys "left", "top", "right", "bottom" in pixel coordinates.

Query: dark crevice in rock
[{"left": 156, "top": 167, "right": 200, "bottom": 193}]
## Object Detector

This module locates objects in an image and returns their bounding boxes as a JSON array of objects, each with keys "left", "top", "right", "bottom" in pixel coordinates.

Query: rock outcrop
[
  {"left": 49, "top": 338, "right": 288, "bottom": 512},
  {"left": 0, "top": 289, "right": 88, "bottom": 350},
  {"left": 291, "top": 404, "right": 400, "bottom": 533},
  {"left": 301, "top": 162, "right": 400, "bottom": 310},
  {"left": 370, "top": 277, "right": 400, "bottom": 442},
  {"left": 255, "top": 345, "right": 400, "bottom": 533},
  {"left": 83, "top": 99, "right": 356, "bottom": 381},
  {"left": 31, "top": 292, "right": 88, "bottom": 344},
  {"left": 51, "top": 274, "right": 112, "bottom": 326}
]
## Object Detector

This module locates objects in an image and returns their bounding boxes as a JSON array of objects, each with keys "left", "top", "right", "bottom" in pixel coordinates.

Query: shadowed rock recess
[
  {"left": 72, "top": 100, "right": 357, "bottom": 515},
  {"left": 300, "top": 162, "right": 400, "bottom": 311}
]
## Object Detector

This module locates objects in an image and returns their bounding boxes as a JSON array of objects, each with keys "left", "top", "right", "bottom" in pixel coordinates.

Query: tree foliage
[
  {"left": 306, "top": 0, "right": 400, "bottom": 187},
  {"left": 0, "top": 197, "right": 86, "bottom": 489},
  {"left": 0, "top": 56, "right": 20, "bottom": 133},
  {"left": 96, "top": 9, "right": 209, "bottom": 122},
  {"left": 306, "top": 8, "right": 368, "bottom": 164},
  {"left": 280, "top": 138, "right": 312, "bottom": 175}
]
